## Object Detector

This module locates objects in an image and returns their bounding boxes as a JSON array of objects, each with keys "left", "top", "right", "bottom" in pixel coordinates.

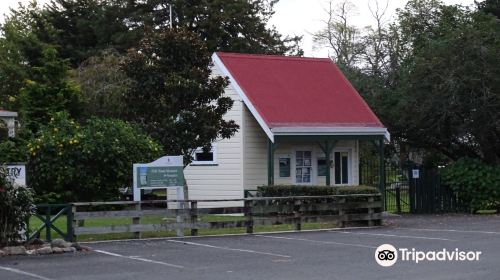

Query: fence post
[
  {"left": 45, "top": 205, "right": 51, "bottom": 242},
  {"left": 244, "top": 200, "right": 253, "bottom": 234},
  {"left": 66, "top": 204, "right": 74, "bottom": 242},
  {"left": 133, "top": 202, "right": 141, "bottom": 239},
  {"left": 190, "top": 201, "right": 198, "bottom": 236},
  {"left": 71, "top": 204, "right": 77, "bottom": 242},
  {"left": 367, "top": 196, "right": 375, "bottom": 227},
  {"left": 294, "top": 199, "right": 302, "bottom": 231},
  {"left": 395, "top": 186, "right": 402, "bottom": 213},
  {"left": 338, "top": 198, "right": 346, "bottom": 228}
]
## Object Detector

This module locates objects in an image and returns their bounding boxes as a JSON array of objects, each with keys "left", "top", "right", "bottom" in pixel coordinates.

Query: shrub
[
  {"left": 0, "top": 166, "right": 35, "bottom": 246},
  {"left": 442, "top": 158, "right": 500, "bottom": 211},
  {"left": 28, "top": 112, "right": 162, "bottom": 203},
  {"left": 257, "top": 185, "right": 380, "bottom": 197}
]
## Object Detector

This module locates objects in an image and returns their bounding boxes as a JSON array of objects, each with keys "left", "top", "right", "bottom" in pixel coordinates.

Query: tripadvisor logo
[{"left": 375, "top": 244, "right": 482, "bottom": 267}]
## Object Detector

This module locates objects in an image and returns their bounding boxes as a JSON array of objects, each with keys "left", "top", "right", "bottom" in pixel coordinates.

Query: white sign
[
  {"left": 412, "top": 169, "right": 420, "bottom": 179},
  {"left": 133, "top": 156, "right": 184, "bottom": 202},
  {"left": 6, "top": 164, "right": 26, "bottom": 186}
]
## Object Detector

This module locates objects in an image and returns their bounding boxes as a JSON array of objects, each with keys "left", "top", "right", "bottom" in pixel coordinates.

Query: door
[{"left": 334, "top": 151, "right": 349, "bottom": 185}]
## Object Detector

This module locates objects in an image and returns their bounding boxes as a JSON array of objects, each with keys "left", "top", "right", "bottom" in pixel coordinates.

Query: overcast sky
[{"left": 0, "top": 0, "right": 477, "bottom": 56}]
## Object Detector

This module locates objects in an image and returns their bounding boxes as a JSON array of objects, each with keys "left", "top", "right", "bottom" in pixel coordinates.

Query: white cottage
[{"left": 170, "top": 52, "right": 390, "bottom": 207}]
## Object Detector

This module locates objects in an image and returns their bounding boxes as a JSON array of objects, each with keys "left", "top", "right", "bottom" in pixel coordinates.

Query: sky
[{"left": 0, "top": 0, "right": 478, "bottom": 56}]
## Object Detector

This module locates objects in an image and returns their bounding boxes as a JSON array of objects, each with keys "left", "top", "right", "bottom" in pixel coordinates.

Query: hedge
[{"left": 256, "top": 185, "right": 380, "bottom": 197}]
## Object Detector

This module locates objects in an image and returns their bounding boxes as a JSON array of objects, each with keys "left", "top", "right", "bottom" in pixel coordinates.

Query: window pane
[
  {"left": 195, "top": 152, "right": 213, "bottom": 161},
  {"left": 303, "top": 159, "right": 311, "bottom": 166},
  {"left": 303, "top": 175, "right": 310, "bottom": 183},
  {"left": 296, "top": 175, "right": 302, "bottom": 183},
  {"left": 296, "top": 159, "right": 303, "bottom": 166},
  {"left": 279, "top": 158, "right": 290, "bottom": 177},
  {"left": 304, "top": 151, "right": 311, "bottom": 158},
  {"left": 296, "top": 151, "right": 303, "bottom": 159},
  {"left": 342, "top": 154, "right": 348, "bottom": 184},
  {"left": 317, "top": 158, "right": 327, "bottom": 176},
  {"left": 334, "top": 152, "right": 341, "bottom": 184}
]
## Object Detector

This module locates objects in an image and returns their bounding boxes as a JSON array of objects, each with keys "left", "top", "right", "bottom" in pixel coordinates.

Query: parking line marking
[
  {"left": 167, "top": 240, "right": 291, "bottom": 258},
  {"left": 0, "top": 266, "right": 52, "bottom": 280},
  {"left": 331, "top": 231, "right": 457, "bottom": 241},
  {"left": 397, "top": 227, "right": 500, "bottom": 235},
  {"left": 255, "top": 235, "right": 377, "bottom": 249},
  {"left": 94, "top": 250, "right": 185, "bottom": 268}
]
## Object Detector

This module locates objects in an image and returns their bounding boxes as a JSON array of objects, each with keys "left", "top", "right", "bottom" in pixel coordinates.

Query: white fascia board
[
  {"left": 272, "top": 126, "right": 391, "bottom": 141},
  {"left": 212, "top": 53, "right": 275, "bottom": 142}
]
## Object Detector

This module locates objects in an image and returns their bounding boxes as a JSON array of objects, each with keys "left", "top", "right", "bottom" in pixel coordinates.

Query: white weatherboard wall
[{"left": 168, "top": 64, "right": 245, "bottom": 208}]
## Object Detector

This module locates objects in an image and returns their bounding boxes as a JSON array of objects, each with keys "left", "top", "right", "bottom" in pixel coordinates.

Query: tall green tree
[
  {"left": 121, "top": 28, "right": 239, "bottom": 164},
  {"left": 42, "top": 0, "right": 302, "bottom": 67}
]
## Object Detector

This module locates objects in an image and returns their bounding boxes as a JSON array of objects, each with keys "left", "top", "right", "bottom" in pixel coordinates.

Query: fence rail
[{"left": 70, "top": 194, "right": 382, "bottom": 240}]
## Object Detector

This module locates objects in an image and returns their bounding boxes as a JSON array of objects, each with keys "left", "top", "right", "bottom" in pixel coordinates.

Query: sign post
[{"left": 133, "top": 156, "right": 185, "bottom": 236}]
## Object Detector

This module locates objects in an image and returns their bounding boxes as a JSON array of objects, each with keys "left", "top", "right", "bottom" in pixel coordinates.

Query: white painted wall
[{"left": 168, "top": 64, "right": 245, "bottom": 208}]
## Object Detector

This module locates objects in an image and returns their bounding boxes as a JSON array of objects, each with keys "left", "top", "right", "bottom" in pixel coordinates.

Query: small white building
[{"left": 170, "top": 53, "right": 389, "bottom": 207}]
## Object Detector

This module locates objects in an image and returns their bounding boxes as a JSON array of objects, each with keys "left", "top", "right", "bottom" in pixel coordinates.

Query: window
[
  {"left": 317, "top": 158, "right": 328, "bottom": 176},
  {"left": 295, "top": 151, "right": 312, "bottom": 183},
  {"left": 279, "top": 157, "right": 291, "bottom": 177},
  {"left": 191, "top": 145, "right": 217, "bottom": 165}
]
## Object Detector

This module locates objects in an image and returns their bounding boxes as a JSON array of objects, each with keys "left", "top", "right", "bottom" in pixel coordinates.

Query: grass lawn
[
  {"left": 384, "top": 189, "right": 410, "bottom": 213},
  {"left": 28, "top": 214, "right": 339, "bottom": 242}
]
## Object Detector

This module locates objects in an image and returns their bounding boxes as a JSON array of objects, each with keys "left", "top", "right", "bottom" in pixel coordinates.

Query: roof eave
[{"left": 272, "top": 127, "right": 390, "bottom": 142}]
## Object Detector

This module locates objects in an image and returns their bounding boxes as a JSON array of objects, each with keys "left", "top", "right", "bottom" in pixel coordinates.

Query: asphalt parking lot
[{"left": 1, "top": 214, "right": 499, "bottom": 280}]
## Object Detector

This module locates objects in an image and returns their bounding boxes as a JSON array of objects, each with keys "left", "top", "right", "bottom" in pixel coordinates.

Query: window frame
[{"left": 190, "top": 144, "right": 218, "bottom": 166}]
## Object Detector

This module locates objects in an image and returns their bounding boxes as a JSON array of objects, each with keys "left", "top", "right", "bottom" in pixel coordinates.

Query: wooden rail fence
[{"left": 70, "top": 194, "right": 382, "bottom": 240}]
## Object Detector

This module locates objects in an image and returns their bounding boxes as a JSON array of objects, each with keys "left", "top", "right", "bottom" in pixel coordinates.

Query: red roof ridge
[{"left": 216, "top": 52, "right": 332, "bottom": 63}]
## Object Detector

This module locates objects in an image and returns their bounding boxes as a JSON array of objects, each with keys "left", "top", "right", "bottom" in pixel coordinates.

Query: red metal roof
[{"left": 216, "top": 52, "right": 385, "bottom": 129}]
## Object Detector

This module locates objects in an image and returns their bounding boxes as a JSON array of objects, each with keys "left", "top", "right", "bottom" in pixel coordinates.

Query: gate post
[{"left": 378, "top": 138, "right": 385, "bottom": 210}]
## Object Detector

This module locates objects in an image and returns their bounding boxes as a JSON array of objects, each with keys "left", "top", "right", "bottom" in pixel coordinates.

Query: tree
[
  {"left": 41, "top": 0, "right": 302, "bottom": 67},
  {"left": 121, "top": 29, "right": 239, "bottom": 164},
  {"left": 28, "top": 112, "right": 162, "bottom": 202},
  {"left": 477, "top": 0, "right": 500, "bottom": 18},
  {"left": 0, "top": 2, "right": 83, "bottom": 134},
  {"left": 75, "top": 50, "right": 132, "bottom": 119},
  {"left": 313, "top": 0, "right": 363, "bottom": 68},
  {"left": 18, "top": 47, "right": 83, "bottom": 133},
  {"left": 388, "top": 1, "right": 500, "bottom": 164}
]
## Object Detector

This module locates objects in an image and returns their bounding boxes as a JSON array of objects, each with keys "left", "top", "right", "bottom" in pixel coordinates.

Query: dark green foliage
[
  {"left": 27, "top": 112, "right": 162, "bottom": 203},
  {"left": 477, "top": 0, "right": 500, "bottom": 18},
  {"left": 0, "top": 166, "right": 35, "bottom": 245},
  {"left": 121, "top": 28, "right": 239, "bottom": 164},
  {"left": 442, "top": 158, "right": 500, "bottom": 211},
  {"left": 256, "top": 185, "right": 380, "bottom": 197},
  {"left": 18, "top": 47, "right": 84, "bottom": 133},
  {"left": 40, "top": 0, "right": 301, "bottom": 66}
]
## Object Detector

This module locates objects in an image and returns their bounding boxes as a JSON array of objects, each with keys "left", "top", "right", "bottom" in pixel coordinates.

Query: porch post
[
  {"left": 267, "top": 139, "right": 275, "bottom": 186},
  {"left": 318, "top": 140, "right": 336, "bottom": 186},
  {"left": 325, "top": 142, "right": 331, "bottom": 186},
  {"left": 378, "top": 137, "right": 385, "bottom": 208}
]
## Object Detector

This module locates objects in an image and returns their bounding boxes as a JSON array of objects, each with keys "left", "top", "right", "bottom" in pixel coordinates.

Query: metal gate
[
  {"left": 408, "top": 166, "right": 466, "bottom": 213},
  {"left": 359, "top": 161, "right": 410, "bottom": 213}
]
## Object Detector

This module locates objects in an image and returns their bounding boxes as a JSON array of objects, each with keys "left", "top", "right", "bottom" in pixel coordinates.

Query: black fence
[{"left": 360, "top": 161, "right": 465, "bottom": 214}]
